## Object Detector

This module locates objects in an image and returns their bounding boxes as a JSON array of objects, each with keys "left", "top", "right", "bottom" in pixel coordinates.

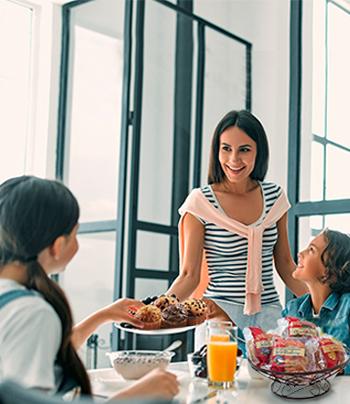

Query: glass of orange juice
[{"left": 206, "top": 320, "right": 237, "bottom": 388}]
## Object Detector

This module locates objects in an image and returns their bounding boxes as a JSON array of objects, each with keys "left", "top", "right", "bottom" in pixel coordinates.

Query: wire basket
[{"left": 248, "top": 347, "right": 350, "bottom": 399}]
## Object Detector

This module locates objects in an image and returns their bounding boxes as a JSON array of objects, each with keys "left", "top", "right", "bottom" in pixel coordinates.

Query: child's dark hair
[
  {"left": 0, "top": 176, "right": 91, "bottom": 395},
  {"left": 321, "top": 228, "right": 350, "bottom": 293}
]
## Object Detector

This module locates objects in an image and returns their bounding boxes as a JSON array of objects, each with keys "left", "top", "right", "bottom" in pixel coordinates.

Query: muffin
[
  {"left": 152, "top": 294, "right": 179, "bottom": 311},
  {"left": 161, "top": 303, "right": 188, "bottom": 328},
  {"left": 135, "top": 305, "right": 162, "bottom": 330},
  {"left": 183, "top": 298, "right": 208, "bottom": 326}
]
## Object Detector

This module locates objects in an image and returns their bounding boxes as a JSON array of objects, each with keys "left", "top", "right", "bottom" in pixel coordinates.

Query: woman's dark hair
[
  {"left": 208, "top": 110, "right": 269, "bottom": 184},
  {"left": 321, "top": 228, "right": 350, "bottom": 293},
  {"left": 0, "top": 176, "right": 91, "bottom": 395}
]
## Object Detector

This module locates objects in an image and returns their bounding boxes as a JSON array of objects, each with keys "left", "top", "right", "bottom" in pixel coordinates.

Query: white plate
[{"left": 114, "top": 322, "right": 197, "bottom": 335}]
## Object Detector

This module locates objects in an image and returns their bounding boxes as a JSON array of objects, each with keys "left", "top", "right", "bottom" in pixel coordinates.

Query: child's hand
[
  {"left": 115, "top": 368, "right": 179, "bottom": 399},
  {"left": 101, "top": 298, "right": 145, "bottom": 328},
  {"left": 203, "top": 298, "right": 232, "bottom": 322}
]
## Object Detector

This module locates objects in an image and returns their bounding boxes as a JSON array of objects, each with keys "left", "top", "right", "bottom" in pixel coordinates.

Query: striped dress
[{"left": 200, "top": 181, "right": 282, "bottom": 306}]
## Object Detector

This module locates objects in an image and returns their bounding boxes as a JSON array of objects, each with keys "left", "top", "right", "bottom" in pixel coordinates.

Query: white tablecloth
[{"left": 88, "top": 359, "right": 350, "bottom": 403}]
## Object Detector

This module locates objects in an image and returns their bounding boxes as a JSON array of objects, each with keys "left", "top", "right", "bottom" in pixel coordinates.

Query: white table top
[{"left": 88, "top": 359, "right": 350, "bottom": 403}]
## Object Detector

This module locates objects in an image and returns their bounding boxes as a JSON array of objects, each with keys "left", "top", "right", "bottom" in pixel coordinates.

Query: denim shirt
[{"left": 282, "top": 292, "right": 350, "bottom": 374}]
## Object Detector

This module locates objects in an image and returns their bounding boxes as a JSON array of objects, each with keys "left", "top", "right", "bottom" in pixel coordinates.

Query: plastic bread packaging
[
  {"left": 245, "top": 319, "right": 348, "bottom": 373},
  {"left": 276, "top": 316, "right": 320, "bottom": 339},
  {"left": 317, "top": 335, "right": 346, "bottom": 369},
  {"left": 243, "top": 326, "right": 273, "bottom": 367},
  {"left": 269, "top": 336, "right": 309, "bottom": 373}
]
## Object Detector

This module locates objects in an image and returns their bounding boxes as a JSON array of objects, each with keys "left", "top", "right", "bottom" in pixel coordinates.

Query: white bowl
[{"left": 106, "top": 350, "right": 174, "bottom": 380}]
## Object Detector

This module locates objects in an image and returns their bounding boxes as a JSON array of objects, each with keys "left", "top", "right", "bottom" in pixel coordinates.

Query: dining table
[{"left": 88, "top": 359, "right": 350, "bottom": 403}]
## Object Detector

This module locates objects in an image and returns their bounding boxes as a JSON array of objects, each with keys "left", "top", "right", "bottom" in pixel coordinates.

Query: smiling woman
[{"left": 166, "top": 110, "right": 307, "bottom": 348}]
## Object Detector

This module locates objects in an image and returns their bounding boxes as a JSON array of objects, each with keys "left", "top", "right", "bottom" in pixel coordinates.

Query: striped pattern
[{"left": 201, "top": 182, "right": 281, "bottom": 305}]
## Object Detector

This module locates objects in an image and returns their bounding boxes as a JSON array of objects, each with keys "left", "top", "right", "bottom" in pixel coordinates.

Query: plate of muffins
[{"left": 114, "top": 295, "right": 208, "bottom": 335}]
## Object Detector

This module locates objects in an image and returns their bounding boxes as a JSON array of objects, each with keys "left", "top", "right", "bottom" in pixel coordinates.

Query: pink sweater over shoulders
[{"left": 178, "top": 187, "right": 290, "bottom": 315}]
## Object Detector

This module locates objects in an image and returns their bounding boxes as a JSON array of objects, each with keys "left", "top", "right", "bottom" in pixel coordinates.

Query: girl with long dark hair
[{"left": 0, "top": 176, "right": 178, "bottom": 399}]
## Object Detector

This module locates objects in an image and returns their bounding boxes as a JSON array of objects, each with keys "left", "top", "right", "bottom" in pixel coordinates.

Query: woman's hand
[
  {"left": 204, "top": 298, "right": 232, "bottom": 322},
  {"left": 101, "top": 298, "right": 145, "bottom": 328},
  {"left": 113, "top": 368, "right": 179, "bottom": 400}
]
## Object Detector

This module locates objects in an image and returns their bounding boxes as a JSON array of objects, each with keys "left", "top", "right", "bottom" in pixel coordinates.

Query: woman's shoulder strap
[{"left": 0, "top": 289, "right": 37, "bottom": 310}]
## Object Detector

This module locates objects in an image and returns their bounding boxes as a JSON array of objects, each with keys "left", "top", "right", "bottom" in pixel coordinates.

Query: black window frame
[
  {"left": 57, "top": 0, "right": 252, "bottom": 353},
  {"left": 287, "top": 0, "right": 350, "bottom": 302}
]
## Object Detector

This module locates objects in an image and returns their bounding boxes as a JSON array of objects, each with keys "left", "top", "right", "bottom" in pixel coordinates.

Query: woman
[
  {"left": 0, "top": 176, "right": 178, "bottom": 399},
  {"left": 167, "top": 110, "right": 306, "bottom": 342}
]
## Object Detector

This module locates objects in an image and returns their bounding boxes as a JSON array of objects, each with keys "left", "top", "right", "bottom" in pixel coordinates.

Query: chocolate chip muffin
[
  {"left": 152, "top": 294, "right": 179, "bottom": 311},
  {"left": 161, "top": 303, "right": 188, "bottom": 328},
  {"left": 183, "top": 298, "right": 208, "bottom": 325}
]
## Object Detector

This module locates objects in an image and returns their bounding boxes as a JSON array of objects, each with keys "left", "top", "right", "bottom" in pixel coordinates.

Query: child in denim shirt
[{"left": 282, "top": 229, "right": 350, "bottom": 374}]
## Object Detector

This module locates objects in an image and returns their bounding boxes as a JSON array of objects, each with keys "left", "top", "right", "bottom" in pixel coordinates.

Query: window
[
  {"left": 61, "top": 232, "right": 116, "bottom": 368},
  {"left": 57, "top": 0, "right": 251, "bottom": 356},
  {"left": 57, "top": 0, "right": 126, "bottom": 367},
  {"left": 300, "top": 0, "right": 350, "bottom": 202},
  {"left": 0, "top": 0, "right": 34, "bottom": 182},
  {"left": 0, "top": 0, "right": 62, "bottom": 180},
  {"left": 64, "top": 2, "right": 125, "bottom": 222},
  {"left": 288, "top": 0, "right": 350, "bottom": 301},
  {"left": 299, "top": 213, "right": 350, "bottom": 251}
]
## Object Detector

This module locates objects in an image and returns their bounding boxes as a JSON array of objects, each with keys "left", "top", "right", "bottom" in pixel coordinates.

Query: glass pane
[
  {"left": 326, "top": 144, "right": 349, "bottom": 200},
  {"left": 310, "top": 215, "right": 324, "bottom": 231},
  {"left": 327, "top": 2, "right": 350, "bottom": 147},
  {"left": 136, "top": 231, "right": 169, "bottom": 271},
  {"left": 61, "top": 232, "right": 116, "bottom": 368},
  {"left": 312, "top": 0, "right": 326, "bottom": 137},
  {"left": 65, "top": 0, "right": 125, "bottom": 222},
  {"left": 299, "top": 214, "right": 350, "bottom": 251},
  {"left": 325, "top": 214, "right": 350, "bottom": 234},
  {"left": 300, "top": 1, "right": 350, "bottom": 202},
  {"left": 0, "top": 2, "right": 32, "bottom": 183},
  {"left": 135, "top": 278, "right": 169, "bottom": 300},
  {"left": 138, "top": 1, "right": 183, "bottom": 225},
  {"left": 310, "top": 141, "right": 324, "bottom": 201},
  {"left": 201, "top": 28, "right": 247, "bottom": 185}
]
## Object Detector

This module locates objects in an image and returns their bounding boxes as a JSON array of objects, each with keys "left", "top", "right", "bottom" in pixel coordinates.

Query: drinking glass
[{"left": 206, "top": 320, "right": 237, "bottom": 388}]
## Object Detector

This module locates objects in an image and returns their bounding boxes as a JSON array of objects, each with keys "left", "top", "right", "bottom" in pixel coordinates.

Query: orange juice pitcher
[
  {"left": 206, "top": 320, "right": 237, "bottom": 388},
  {"left": 210, "top": 334, "right": 230, "bottom": 342}
]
